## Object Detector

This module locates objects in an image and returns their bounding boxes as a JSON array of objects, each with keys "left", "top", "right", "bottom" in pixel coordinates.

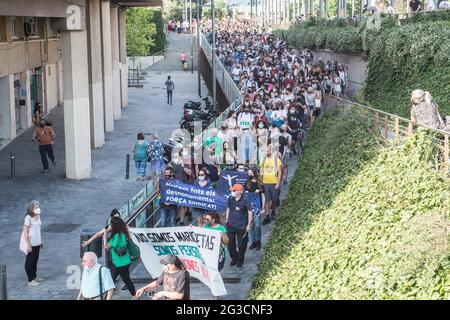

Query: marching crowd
[{"left": 20, "top": 14, "right": 449, "bottom": 301}]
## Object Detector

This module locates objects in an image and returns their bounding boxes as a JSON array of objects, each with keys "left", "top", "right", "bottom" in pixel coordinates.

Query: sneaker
[
  {"left": 293, "top": 149, "right": 298, "bottom": 155},
  {"left": 178, "top": 221, "right": 185, "bottom": 226},
  {"left": 236, "top": 262, "right": 243, "bottom": 268},
  {"left": 262, "top": 216, "right": 271, "bottom": 225},
  {"left": 283, "top": 180, "right": 288, "bottom": 185},
  {"left": 230, "top": 260, "right": 237, "bottom": 267},
  {"left": 42, "top": 169, "right": 48, "bottom": 173},
  {"left": 249, "top": 242, "right": 257, "bottom": 250},
  {"left": 256, "top": 241, "right": 261, "bottom": 251},
  {"left": 28, "top": 280, "right": 40, "bottom": 286},
  {"left": 34, "top": 277, "right": 44, "bottom": 282}
]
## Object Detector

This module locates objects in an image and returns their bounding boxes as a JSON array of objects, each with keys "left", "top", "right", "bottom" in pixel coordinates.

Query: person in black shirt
[
  {"left": 226, "top": 184, "right": 253, "bottom": 268},
  {"left": 410, "top": 0, "right": 422, "bottom": 11},
  {"left": 287, "top": 104, "right": 302, "bottom": 155},
  {"left": 245, "top": 168, "right": 265, "bottom": 251}
]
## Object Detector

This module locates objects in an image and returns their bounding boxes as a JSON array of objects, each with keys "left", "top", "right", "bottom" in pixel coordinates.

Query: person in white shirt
[
  {"left": 385, "top": 4, "right": 395, "bottom": 13},
  {"left": 231, "top": 64, "right": 242, "bottom": 86},
  {"left": 426, "top": 0, "right": 436, "bottom": 10},
  {"left": 438, "top": 0, "right": 450, "bottom": 8},
  {"left": 271, "top": 102, "right": 287, "bottom": 128},
  {"left": 22, "top": 200, "right": 43, "bottom": 286},
  {"left": 78, "top": 252, "right": 115, "bottom": 300}
]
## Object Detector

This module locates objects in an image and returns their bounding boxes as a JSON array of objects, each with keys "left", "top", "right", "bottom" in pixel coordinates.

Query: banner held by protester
[
  {"left": 129, "top": 226, "right": 227, "bottom": 297},
  {"left": 160, "top": 178, "right": 228, "bottom": 212}
]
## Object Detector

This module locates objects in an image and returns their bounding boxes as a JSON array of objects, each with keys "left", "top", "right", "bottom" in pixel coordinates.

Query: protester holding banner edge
[
  {"left": 245, "top": 168, "right": 265, "bottom": 251},
  {"left": 135, "top": 254, "right": 190, "bottom": 300}
]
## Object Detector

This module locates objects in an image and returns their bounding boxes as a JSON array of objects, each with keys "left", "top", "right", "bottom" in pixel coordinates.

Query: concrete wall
[
  {"left": 0, "top": 75, "right": 15, "bottom": 142},
  {"left": 0, "top": 39, "right": 61, "bottom": 78},
  {"left": 311, "top": 49, "right": 368, "bottom": 98},
  {"left": 45, "top": 62, "right": 59, "bottom": 111}
]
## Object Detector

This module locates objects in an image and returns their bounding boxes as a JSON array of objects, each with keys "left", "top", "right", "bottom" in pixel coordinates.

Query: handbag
[
  {"left": 114, "top": 234, "right": 128, "bottom": 257},
  {"left": 20, "top": 230, "right": 29, "bottom": 255}
]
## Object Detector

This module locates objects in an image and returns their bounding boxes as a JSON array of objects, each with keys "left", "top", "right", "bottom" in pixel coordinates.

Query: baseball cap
[
  {"left": 160, "top": 254, "right": 179, "bottom": 265},
  {"left": 230, "top": 184, "right": 244, "bottom": 191}
]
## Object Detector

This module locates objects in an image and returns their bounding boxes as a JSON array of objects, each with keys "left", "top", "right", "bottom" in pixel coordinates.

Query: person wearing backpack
[
  {"left": 104, "top": 217, "right": 137, "bottom": 299},
  {"left": 131, "top": 133, "right": 149, "bottom": 181}
]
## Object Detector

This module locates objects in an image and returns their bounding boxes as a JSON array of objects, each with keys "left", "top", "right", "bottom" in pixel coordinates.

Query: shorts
[
  {"left": 264, "top": 184, "right": 280, "bottom": 204},
  {"left": 313, "top": 109, "right": 321, "bottom": 117},
  {"left": 282, "top": 156, "right": 289, "bottom": 166}
]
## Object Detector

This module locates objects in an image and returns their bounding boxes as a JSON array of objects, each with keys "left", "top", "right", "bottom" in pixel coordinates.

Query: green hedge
[
  {"left": 250, "top": 108, "right": 450, "bottom": 299},
  {"left": 148, "top": 8, "right": 166, "bottom": 55},
  {"left": 278, "top": 17, "right": 450, "bottom": 118}
]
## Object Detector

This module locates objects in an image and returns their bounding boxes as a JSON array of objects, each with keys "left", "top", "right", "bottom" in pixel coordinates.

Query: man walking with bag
[
  {"left": 78, "top": 252, "right": 115, "bottom": 300},
  {"left": 32, "top": 119, "right": 56, "bottom": 173}
]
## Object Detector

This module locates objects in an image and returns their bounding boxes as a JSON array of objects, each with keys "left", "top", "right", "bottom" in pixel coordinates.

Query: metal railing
[
  {"left": 199, "top": 32, "right": 242, "bottom": 107},
  {"left": 323, "top": 94, "right": 450, "bottom": 174}
]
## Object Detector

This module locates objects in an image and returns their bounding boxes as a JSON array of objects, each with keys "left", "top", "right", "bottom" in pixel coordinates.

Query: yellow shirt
[{"left": 261, "top": 156, "right": 282, "bottom": 184}]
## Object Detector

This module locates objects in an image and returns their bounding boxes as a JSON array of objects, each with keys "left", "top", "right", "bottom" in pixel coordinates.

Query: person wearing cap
[
  {"left": 135, "top": 254, "right": 190, "bottom": 300},
  {"left": 32, "top": 119, "right": 56, "bottom": 173},
  {"left": 225, "top": 184, "right": 253, "bottom": 268}
]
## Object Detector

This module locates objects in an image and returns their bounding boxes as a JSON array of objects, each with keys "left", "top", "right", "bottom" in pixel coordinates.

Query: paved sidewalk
[{"left": 0, "top": 69, "right": 207, "bottom": 299}]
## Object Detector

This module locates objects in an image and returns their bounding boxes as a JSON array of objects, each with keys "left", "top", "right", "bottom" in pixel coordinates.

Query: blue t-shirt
[
  {"left": 227, "top": 196, "right": 251, "bottom": 230},
  {"left": 165, "top": 80, "right": 175, "bottom": 91}
]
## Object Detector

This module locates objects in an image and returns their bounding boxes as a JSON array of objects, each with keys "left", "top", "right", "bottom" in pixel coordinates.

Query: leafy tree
[
  {"left": 126, "top": 8, "right": 157, "bottom": 58},
  {"left": 148, "top": 8, "right": 166, "bottom": 54}
]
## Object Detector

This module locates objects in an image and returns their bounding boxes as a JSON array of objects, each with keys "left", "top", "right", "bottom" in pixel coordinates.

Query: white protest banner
[{"left": 129, "top": 226, "right": 227, "bottom": 297}]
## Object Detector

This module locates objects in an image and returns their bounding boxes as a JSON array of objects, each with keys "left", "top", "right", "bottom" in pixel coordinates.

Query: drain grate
[{"left": 43, "top": 223, "right": 81, "bottom": 233}]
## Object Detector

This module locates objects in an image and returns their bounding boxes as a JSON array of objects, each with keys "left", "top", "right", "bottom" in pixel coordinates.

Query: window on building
[
  {"left": 11, "top": 16, "right": 24, "bottom": 40},
  {"left": 0, "top": 17, "right": 6, "bottom": 41},
  {"left": 24, "top": 17, "right": 38, "bottom": 38}
]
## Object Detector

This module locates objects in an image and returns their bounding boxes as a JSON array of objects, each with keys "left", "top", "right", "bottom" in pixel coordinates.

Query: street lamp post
[
  {"left": 197, "top": 0, "right": 202, "bottom": 96},
  {"left": 190, "top": 0, "right": 194, "bottom": 73},
  {"left": 211, "top": 0, "right": 217, "bottom": 114}
]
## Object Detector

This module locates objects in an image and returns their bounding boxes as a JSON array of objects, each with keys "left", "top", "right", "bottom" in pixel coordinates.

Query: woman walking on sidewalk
[
  {"left": 131, "top": 133, "right": 149, "bottom": 181},
  {"left": 21, "top": 200, "right": 44, "bottom": 286},
  {"left": 104, "top": 217, "right": 137, "bottom": 299}
]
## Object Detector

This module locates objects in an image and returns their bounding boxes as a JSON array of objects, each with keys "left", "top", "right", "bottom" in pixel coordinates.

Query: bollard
[
  {"left": 10, "top": 154, "right": 15, "bottom": 179},
  {"left": 125, "top": 154, "right": 130, "bottom": 179},
  {"left": 0, "top": 264, "right": 6, "bottom": 300}
]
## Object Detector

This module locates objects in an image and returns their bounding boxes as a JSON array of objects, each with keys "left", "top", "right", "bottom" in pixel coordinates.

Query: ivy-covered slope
[
  {"left": 278, "top": 17, "right": 450, "bottom": 118},
  {"left": 250, "top": 108, "right": 450, "bottom": 299}
]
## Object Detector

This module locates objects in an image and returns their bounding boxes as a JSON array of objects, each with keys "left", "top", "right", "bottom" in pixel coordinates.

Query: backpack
[{"left": 127, "top": 238, "right": 141, "bottom": 262}]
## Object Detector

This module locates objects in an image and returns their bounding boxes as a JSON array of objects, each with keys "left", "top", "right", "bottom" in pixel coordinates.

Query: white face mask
[
  {"left": 35, "top": 208, "right": 41, "bottom": 215},
  {"left": 199, "top": 176, "right": 206, "bottom": 181},
  {"left": 162, "top": 265, "right": 169, "bottom": 273},
  {"left": 231, "top": 191, "right": 237, "bottom": 198}
]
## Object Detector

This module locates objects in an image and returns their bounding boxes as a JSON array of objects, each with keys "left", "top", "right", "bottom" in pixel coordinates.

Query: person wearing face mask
[
  {"left": 225, "top": 184, "right": 253, "bottom": 268},
  {"left": 245, "top": 169, "right": 265, "bottom": 251},
  {"left": 157, "top": 168, "right": 178, "bottom": 227},
  {"left": 260, "top": 146, "right": 282, "bottom": 225},
  {"left": 191, "top": 168, "right": 212, "bottom": 226},
  {"left": 81, "top": 208, "right": 122, "bottom": 251},
  {"left": 135, "top": 254, "right": 190, "bottom": 300},
  {"left": 203, "top": 212, "right": 229, "bottom": 273},
  {"left": 237, "top": 104, "right": 254, "bottom": 131},
  {"left": 148, "top": 133, "right": 165, "bottom": 179},
  {"left": 21, "top": 200, "right": 44, "bottom": 286},
  {"left": 32, "top": 119, "right": 56, "bottom": 173},
  {"left": 270, "top": 102, "right": 287, "bottom": 128},
  {"left": 78, "top": 252, "right": 115, "bottom": 300},
  {"left": 287, "top": 104, "right": 302, "bottom": 155}
]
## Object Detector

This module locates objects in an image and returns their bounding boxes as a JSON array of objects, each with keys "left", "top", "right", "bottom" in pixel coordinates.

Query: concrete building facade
[{"left": 0, "top": 0, "right": 161, "bottom": 179}]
